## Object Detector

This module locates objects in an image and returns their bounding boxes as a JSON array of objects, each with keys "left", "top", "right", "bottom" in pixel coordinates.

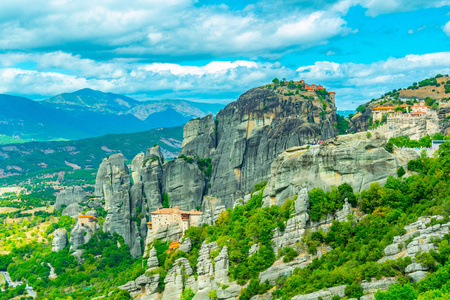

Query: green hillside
[{"left": 0, "top": 126, "right": 183, "bottom": 184}]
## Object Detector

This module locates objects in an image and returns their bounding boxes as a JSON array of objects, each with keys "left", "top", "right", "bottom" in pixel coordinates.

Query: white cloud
[
  {"left": 0, "top": 52, "right": 294, "bottom": 99},
  {"left": 357, "top": 0, "right": 450, "bottom": 17},
  {"left": 296, "top": 52, "right": 450, "bottom": 108},
  {"left": 0, "top": 0, "right": 352, "bottom": 60},
  {"left": 444, "top": 21, "right": 450, "bottom": 36}
]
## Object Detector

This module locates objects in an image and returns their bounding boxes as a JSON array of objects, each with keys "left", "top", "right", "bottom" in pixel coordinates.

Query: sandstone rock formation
[
  {"left": 62, "top": 203, "right": 82, "bottom": 218},
  {"left": 263, "top": 131, "right": 419, "bottom": 206},
  {"left": 69, "top": 211, "right": 99, "bottom": 250},
  {"left": 196, "top": 87, "right": 338, "bottom": 207},
  {"left": 379, "top": 215, "right": 449, "bottom": 282},
  {"left": 120, "top": 245, "right": 160, "bottom": 300},
  {"left": 95, "top": 153, "right": 142, "bottom": 258},
  {"left": 52, "top": 228, "right": 68, "bottom": 252},
  {"left": 55, "top": 186, "right": 87, "bottom": 210}
]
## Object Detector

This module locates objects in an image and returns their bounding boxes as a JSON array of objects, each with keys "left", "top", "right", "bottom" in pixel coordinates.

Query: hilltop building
[
  {"left": 372, "top": 101, "right": 431, "bottom": 121},
  {"left": 149, "top": 206, "right": 201, "bottom": 235},
  {"left": 372, "top": 106, "right": 396, "bottom": 121},
  {"left": 370, "top": 100, "right": 439, "bottom": 140}
]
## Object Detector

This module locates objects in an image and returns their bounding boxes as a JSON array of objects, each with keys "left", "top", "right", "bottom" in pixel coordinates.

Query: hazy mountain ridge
[
  {"left": 0, "top": 89, "right": 225, "bottom": 142},
  {"left": 0, "top": 126, "right": 183, "bottom": 178}
]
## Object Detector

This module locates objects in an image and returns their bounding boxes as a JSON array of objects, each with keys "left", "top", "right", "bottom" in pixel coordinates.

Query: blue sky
[{"left": 0, "top": 0, "right": 449, "bottom": 109}]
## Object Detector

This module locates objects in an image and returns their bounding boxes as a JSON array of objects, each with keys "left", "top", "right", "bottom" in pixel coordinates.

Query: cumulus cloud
[
  {"left": 0, "top": 52, "right": 294, "bottom": 100},
  {"left": 296, "top": 52, "right": 450, "bottom": 108},
  {"left": 444, "top": 21, "right": 450, "bottom": 36},
  {"left": 0, "top": 0, "right": 352, "bottom": 61}
]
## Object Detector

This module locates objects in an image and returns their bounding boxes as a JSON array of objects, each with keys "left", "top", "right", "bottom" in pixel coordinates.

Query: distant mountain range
[
  {"left": 0, "top": 126, "right": 183, "bottom": 178},
  {"left": 0, "top": 88, "right": 224, "bottom": 142}
]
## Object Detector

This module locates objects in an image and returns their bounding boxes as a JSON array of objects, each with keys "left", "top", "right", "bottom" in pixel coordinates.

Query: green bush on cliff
[{"left": 308, "top": 183, "right": 357, "bottom": 221}]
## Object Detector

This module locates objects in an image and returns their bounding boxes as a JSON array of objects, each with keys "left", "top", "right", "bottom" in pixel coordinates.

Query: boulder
[
  {"left": 147, "top": 247, "right": 159, "bottom": 269},
  {"left": 179, "top": 237, "right": 192, "bottom": 253},
  {"left": 52, "top": 228, "right": 68, "bottom": 252},
  {"left": 409, "top": 271, "right": 427, "bottom": 283}
]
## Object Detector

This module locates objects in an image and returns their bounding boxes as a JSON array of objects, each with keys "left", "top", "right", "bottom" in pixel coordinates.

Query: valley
[{"left": 0, "top": 76, "right": 450, "bottom": 300}]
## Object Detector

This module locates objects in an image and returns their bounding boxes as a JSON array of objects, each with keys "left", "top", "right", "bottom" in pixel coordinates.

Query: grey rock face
[
  {"left": 161, "top": 257, "right": 193, "bottom": 300},
  {"left": 263, "top": 131, "right": 419, "bottom": 206},
  {"left": 361, "top": 278, "right": 397, "bottom": 294},
  {"left": 95, "top": 153, "right": 143, "bottom": 258},
  {"left": 409, "top": 271, "right": 427, "bottom": 283},
  {"left": 439, "top": 103, "right": 450, "bottom": 135},
  {"left": 62, "top": 203, "right": 82, "bottom": 218},
  {"left": 162, "top": 159, "right": 206, "bottom": 210},
  {"left": 291, "top": 285, "right": 346, "bottom": 300},
  {"left": 69, "top": 214, "right": 99, "bottom": 250},
  {"left": 204, "top": 88, "right": 337, "bottom": 208},
  {"left": 380, "top": 216, "right": 449, "bottom": 263},
  {"left": 52, "top": 228, "right": 68, "bottom": 252},
  {"left": 119, "top": 271, "right": 160, "bottom": 299},
  {"left": 147, "top": 247, "right": 159, "bottom": 269},
  {"left": 405, "top": 263, "right": 429, "bottom": 273},
  {"left": 181, "top": 114, "right": 217, "bottom": 159},
  {"left": 179, "top": 237, "right": 192, "bottom": 253},
  {"left": 55, "top": 186, "right": 87, "bottom": 210},
  {"left": 249, "top": 244, "right": 259, "bottom": 256},
  {"left": 146, "top": 222, "right": 184, "bottom": 246}
]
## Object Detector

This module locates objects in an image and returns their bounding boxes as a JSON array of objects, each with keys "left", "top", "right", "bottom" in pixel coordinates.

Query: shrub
[
  {"left": 397, "top": 167, "right": 406, "bottom": 178},
  {"left": 385, "top": 142, "right": 394, "bottom": 153},
  {"left": 181, "top": 287, "right": 195, "bottom": 300}
]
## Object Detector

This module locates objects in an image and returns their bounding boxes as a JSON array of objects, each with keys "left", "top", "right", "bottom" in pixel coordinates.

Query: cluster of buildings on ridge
[
  {"left": 372, "top": 101, "right": 431, "bottom": 121},
  {"left": 274, "top": 79, "right": 336, "bottom": 96}
]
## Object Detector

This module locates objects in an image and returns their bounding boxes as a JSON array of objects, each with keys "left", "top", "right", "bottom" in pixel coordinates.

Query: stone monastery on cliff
[{"left": 147, "top": 206, "right": 201, "bottom": 235}]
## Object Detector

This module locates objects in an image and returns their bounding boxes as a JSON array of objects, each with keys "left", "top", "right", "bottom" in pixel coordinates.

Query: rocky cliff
[
  {"left": 184, "top": 87, "right": 337, "bottom": 207},
  {"left": 94, "top": 153, "right": 142, "bottom": 258},
  {"left": 439, "top": 102, "right": 450, "bottom": 135},
  {"left": 263, "top": 131, "right": 419, "bottom": 206},
  {"left": 72, "top": 85, "right": 336, "bottom": 257}
]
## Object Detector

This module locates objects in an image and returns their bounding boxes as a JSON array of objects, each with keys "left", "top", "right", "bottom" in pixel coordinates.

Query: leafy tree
[
  {"left": 375, "top": 284, "right": 418, "bottom": 300},
  {"left": 397, "top": 167, "right": 406, "bottom": 178},
  {"left": 163, "top": 193, "right": 170, "bottom": 208}
]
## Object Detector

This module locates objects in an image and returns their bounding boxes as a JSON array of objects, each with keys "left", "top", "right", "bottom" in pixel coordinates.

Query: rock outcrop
[
  {"left": 52, "top": 228, "right": 68, "bottom": 252},
  {"left": 120, "top": 245, "right": 161, "bottom": 300},
  {"left": 69, "top": 210, "right": 99, "bottom": 250},
  {"left": 379, "top": 215, "right": 450, "bottom": 282},
  {"left": 55, "top": 186, "right": 87, "bottom": 210},
  {"left": 205, "top": 87, "right": 337, "bottom": 207},
  {"left": 95, "top": 153, "right": 142, "bottom": 258},
  {"left": 263, "top": 131, "right": 419, "bottom": 206},
  {"left": 62, "top": 203, "right": 82, "bottom": 218},
  {"left": 181, "top": 114, "right": 217, "bottom": 158},
  {"left": 162, "top": 159, "right": 205, "bottom": 210},
  {"left": 439, "top": 102, "right": 450, "bottom": 135}
]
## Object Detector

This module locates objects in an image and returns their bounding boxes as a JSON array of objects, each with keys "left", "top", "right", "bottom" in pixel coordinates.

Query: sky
[{"left": 0, "top": 0, "right": 449, "bottom": 109}]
